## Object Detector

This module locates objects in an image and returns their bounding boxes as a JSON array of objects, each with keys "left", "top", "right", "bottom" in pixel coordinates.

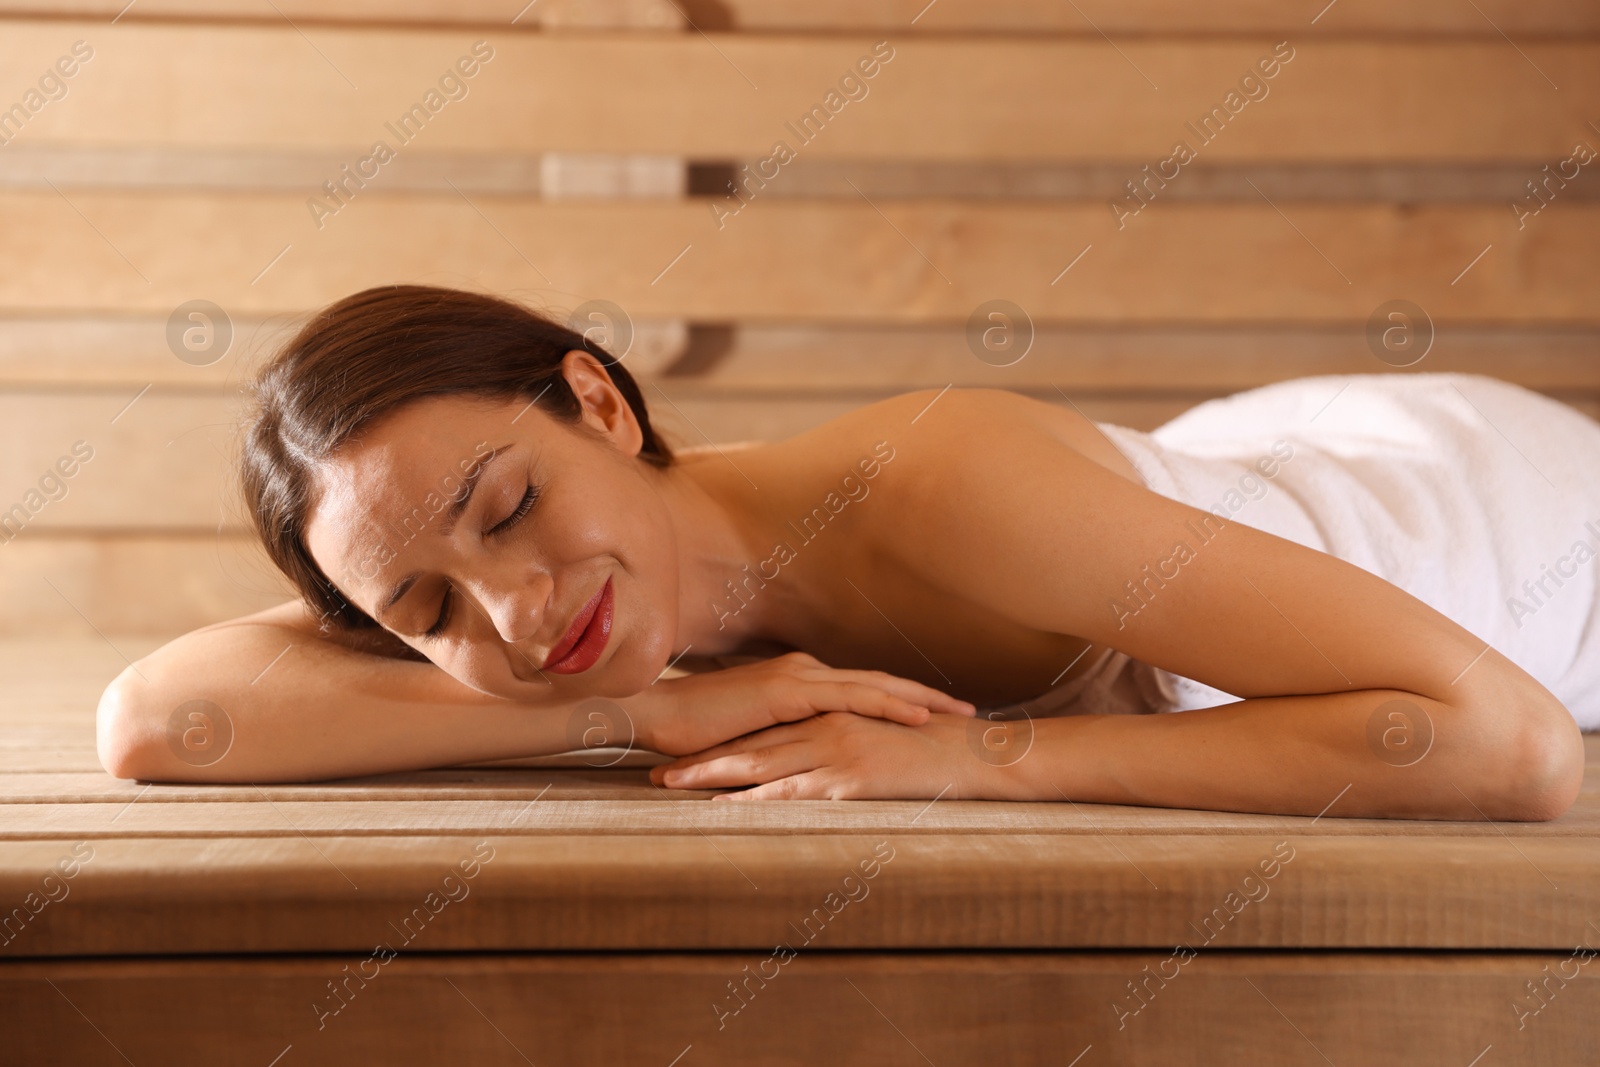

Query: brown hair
[{"left": 240, "top": 284, "right": 673, "bottom": 631}]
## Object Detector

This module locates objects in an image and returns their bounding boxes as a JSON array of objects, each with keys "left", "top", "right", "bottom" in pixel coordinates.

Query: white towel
[{"left": 1009, "top": 372, "right": 1600, "bottom": 731}]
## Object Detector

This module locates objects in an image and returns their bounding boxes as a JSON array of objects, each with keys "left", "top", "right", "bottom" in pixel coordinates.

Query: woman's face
[{"left": 302, "top": 352, "right": 681, "bottom": 700}]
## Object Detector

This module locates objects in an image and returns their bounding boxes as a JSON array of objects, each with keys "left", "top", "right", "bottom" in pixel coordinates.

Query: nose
[{"left": 470, "top": 568, "right": 553, "bottom": 647}]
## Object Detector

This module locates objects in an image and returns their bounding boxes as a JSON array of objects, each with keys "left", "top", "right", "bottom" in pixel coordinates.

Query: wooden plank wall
[{"left": 0, "top": 2, "right": 1596, "bottom": 637}]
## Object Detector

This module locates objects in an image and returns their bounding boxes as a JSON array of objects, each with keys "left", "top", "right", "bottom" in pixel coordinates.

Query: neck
[{"left": 651, "top": 451, "right": 809, "bottom": 659}]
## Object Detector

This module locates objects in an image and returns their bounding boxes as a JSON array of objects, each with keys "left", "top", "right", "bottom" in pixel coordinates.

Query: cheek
[
  {"left": 427, "top": 640, "right": 522, "bottom": 698},
  {"left": 552, "top": 468, "right": 659, "bottom": 566},
  {"left": 605, "top": 483, "right": 675, "bottom": 580}
]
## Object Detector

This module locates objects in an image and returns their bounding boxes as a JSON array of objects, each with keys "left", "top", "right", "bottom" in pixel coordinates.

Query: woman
[{"left": 96, "top": 285, "right": 1590, "bottom": 820}]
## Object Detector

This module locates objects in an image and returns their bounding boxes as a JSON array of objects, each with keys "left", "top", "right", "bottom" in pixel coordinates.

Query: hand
[
  {"left": 648, "top": 710, "right": 1008, "bottom": 800},
  {"left": 639, "top": 651, "right": 976, "bottom": 758}
]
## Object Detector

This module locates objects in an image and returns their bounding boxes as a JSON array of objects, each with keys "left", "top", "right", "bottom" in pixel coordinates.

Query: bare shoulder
[{"left": 789, "top": 387, "right": 1139, "bottom": 486}]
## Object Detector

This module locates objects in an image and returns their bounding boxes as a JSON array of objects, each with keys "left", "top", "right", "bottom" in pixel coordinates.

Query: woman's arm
[
  {"left": 98, "top": 601, "right": 974, "bottom": 784},
  {"left": 989, "top": 667, "right": 1579, "bottom": 820},
  {"left": 96, "top": 599, "right": 611, "bottom": 783},
  {"left": 654, "top": 390, "right": 1585, "bottom": 820}
]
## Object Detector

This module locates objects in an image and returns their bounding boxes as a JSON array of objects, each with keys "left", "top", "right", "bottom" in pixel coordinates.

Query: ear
[{"left": 560, "top": 349, "right": 644, "bottom": 458}]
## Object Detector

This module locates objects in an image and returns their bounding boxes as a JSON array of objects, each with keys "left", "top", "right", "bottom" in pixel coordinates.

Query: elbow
[
  {"left": 1478, "top": 696, "right": 1586, "bottom": 822},
  {"left": 96, "top": 666, "right": 151, "bottom": 780},
  {"left": 96, "top": 663, "right": 173, "bottom": 782},
  {"left": 1510, "top": 710, "right": 1585, "bottom": 822}
]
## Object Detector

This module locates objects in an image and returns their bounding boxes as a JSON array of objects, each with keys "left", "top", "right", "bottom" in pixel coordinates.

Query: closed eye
[
  {"left": 488, "top": 484, "right": 540, "bottom": 537},
  {"left": 422, "top": 585, "right": 452, "bottom": 640},
  {"left": 421, "top": 484, "right": 540, "bottom": 640}
]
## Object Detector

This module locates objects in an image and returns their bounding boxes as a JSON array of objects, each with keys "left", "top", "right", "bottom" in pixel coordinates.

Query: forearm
[
  {"left": 992, "top": 683, "right": 1582, "bottom": 821},
  {"left": 98, "top": 621, "right": 657, "bottom": 784}
]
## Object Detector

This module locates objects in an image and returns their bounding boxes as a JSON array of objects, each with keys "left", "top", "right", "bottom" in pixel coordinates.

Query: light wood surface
[
  {"left": 1, "top": 193, "right": 1596, "bottom": 320},
  {"left": 4, "top": 318, "right": 1599, "bottom": 388},
  {"left": 2, "top": 628, "right": 1596, "bottom": 1064},
  {"left": 0, "top": 534, "right": 293, "bottom": 641},
  {"left": 1, "top": 25, "right": 1596, "bottom": 161},
  {"left": 6, "top": 0, "right": 1598, "bottom": 32},
  {"left": 3, "top": 952, "right": 1595, "bottom": 1067},
  {"left": 6, "top": 377, "right": 1596, "bottom": 531},
  {"left": 2, "top": 10, "right": 1596, "bottom": 643},
  {"left": 1, "top": 640, "right": 1596, "bottom": 960}
]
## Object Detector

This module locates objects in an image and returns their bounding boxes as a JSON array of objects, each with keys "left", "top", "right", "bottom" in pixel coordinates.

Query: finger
[
  {"left": 866, "top": 674, "right": 977, "bottom": 717},
  {"left": 715, "top": 771, "right": 834, "bottom": 801},
  {"left": 828, "top": 681, "right": 936, "bottom": 726},
  {"left": 797, "top": 668, "right": 976, "bottom": 718},
  {"left": 650, "top": 723, "right": 817, "bottom": 780},
  {"left": 761, "top": 681, "right": 925, "bottom": 727},
  {"left": 661, "top": 741, "right": 817, "bottom": 790}
]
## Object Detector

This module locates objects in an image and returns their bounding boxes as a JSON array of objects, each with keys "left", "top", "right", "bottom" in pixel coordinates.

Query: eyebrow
[{"left": 375, "top": 445, "right": 506, "bottom": 621}]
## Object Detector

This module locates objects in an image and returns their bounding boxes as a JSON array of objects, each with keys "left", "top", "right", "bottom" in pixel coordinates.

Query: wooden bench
[
  {"left": 2, "top": 640, "right": 1598, "bottom": 1063},
  {"left": 1, "top": 3, "right": 1597, "bottom": 1062}
]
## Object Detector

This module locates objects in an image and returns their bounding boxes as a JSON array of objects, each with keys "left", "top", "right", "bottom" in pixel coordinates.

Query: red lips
[{"left": 543, "top": 577, "right": 613, "bottom": 675}]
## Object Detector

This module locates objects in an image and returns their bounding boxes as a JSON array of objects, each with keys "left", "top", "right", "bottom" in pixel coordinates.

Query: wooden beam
[
  {"left": 0, "top": 831, "right": 1596, "bottom": 954},
  {"left": 0, "top": 194, "right": 1594, "bottom": 322},
  {"left": 1, "top": 952, "right": 1596, "bottom": 1065},
  {"left": 0, "top": 532, "right": 292, "bottom": 637},
  {"left": 0, "top": 26, "right": 1594, "bottom": 161},
  {"left": 9, "top": 798, "right": 1598, "bottom": 840},
  {"left": 3, "top": 317, "right": 1597, "bottom": 388},
  {"left": 1, "top": 0, "right": 1592, "bottom": 34},
  {"left": 1, "top": 380, "right": 1596, "bottom": 537}
]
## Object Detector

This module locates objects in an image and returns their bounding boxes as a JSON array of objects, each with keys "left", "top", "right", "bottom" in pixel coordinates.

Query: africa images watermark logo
[
  {"left": 709, "top": 41, "right": 897, "bottom": 230},
  {"left": 1110, "top": 41, "right": 1296, "bottom": 229},
  {"left": 306, "top": 41, "right": 496, "bottom": 230},
  {"left": 711, "top": 840, "right": 897, "bottom": 1031},
  {"left": 710, "top": 441, "right": 896, "bottom": 630},
  {"left": 1505, "top": 518, "right": 1600, "bottom": 630},
  {"left": 1109, "top": 441, "right": 1295, "bottom": 631}
]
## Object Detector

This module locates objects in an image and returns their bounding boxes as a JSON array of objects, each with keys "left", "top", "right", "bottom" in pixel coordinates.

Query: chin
[{"left": 592, "top": 625, "right": 674, "bottom": 698}]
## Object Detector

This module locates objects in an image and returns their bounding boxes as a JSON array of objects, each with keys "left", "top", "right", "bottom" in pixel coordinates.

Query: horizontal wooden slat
[
  {"left": 0, "top": 387, "right": 1190, "bottom": 533},
  {"left": 8, "top": 796, "right": 1600, "bottom": 838},
  {"left": 0, "top": 314, "right": 278, "bottom": 385},
  {"left": 7, "top": 317, "right": 1600, "bottom": 388},
  {"left": 1, "top": 831, "right": 1595, "bottom": 953},
  {"left": 1, "top": 195, "right": 1595, "bottom": 321},
  {"left": 719, "top": 0, "right": 1600, "bottom": 35},
  {"left": 732, "top": 159, "right": 1600, "bottom": 202},
  {"left": 3, "top": 0, "right": 1594, "bottom": 34},
  {"left": 0, "top": 0, "right": 686, "bottom": 30},
  {"left": 10, "top": 147, "right": 1600, "bottom": 204},
  {"left": 1, "top": 26, "right": 1595, "bottom": 161},
  {"left": 0, "top": 769, "right": 677, "bottom": 800},
  {"left": 0, "top": 390, "right": 247, "bottom": 530},
  {"left": 2, "top": 953, "right": 1596, "bottom": 1067},
  {"left": 0, "top": 388, "right": 1177, "bottom": 534},
  {"left": 10, "top": 382, "right": 1594, "bottom": 536},
  {"left": 695, "top": 327, "right": 1600, "bottom": 391},
  {"left": 0, "top": 145, "right": 554, "bottom": 194},
  {"left": 0, "top": 532, "right": 292, "bottom": 639}
]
